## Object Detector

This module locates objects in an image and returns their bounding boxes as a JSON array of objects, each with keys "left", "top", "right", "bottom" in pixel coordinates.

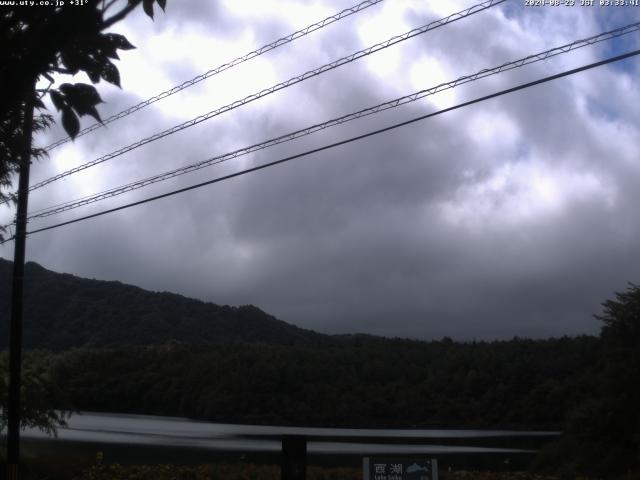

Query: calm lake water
[{"left": 22, "top": 412, "right": 559, "bottom": 456}]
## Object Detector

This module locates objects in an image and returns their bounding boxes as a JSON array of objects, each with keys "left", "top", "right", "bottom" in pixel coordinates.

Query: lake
[{"left": 21, "top": 411, "right": 559, "bottom": 466}]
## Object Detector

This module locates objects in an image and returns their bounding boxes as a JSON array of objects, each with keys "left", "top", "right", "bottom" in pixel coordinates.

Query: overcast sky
[{"left": 2, "top": 0, "right": 640, "bottom": 340}]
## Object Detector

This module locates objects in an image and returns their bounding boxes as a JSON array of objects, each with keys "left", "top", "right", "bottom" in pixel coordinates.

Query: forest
[{"left": 10, "top": 336, "right": 598, "bottom": 429}]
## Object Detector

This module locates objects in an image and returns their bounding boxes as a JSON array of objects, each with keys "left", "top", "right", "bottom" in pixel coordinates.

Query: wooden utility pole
[{"left": 6, "top": 85, "right": 36, "bottom": 480}]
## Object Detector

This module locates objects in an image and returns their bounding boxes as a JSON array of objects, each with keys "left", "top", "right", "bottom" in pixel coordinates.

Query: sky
[{"left": 2, "top": 0, "right": 640, "bottom": 340}]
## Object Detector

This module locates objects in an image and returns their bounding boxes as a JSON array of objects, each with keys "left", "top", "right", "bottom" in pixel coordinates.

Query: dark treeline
[{"left": 31, "top": 336, "right": 598, "bottom": 429}]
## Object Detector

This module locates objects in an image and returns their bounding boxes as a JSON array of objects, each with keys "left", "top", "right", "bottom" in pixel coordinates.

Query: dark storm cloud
[{"left": 4, "top": 1, "right": 640, "bottom": 340}]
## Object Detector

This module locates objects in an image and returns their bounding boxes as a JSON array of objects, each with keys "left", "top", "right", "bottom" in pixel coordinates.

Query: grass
[{"left": 71, "top": 463, "right": 361, "bottom": 480}]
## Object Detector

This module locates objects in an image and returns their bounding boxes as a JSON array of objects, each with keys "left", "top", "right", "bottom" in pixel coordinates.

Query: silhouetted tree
[
  {"left": 542, "top": 284, "right": 640, "bottom": 477},
  {"left": 0, "top": 0, "right": 168, "bottom": 435},
  {"left": 594, "top": 283, "right": 640, "bottom": 473},
  {"left": 598, "top": 282, "right": 640, "bottom": 351},
  {"left": 0, "top": 0, "right": 167, "bottom": 214},
  {"left": 0, "top": 351, "right": 71, "bottom": 437}
]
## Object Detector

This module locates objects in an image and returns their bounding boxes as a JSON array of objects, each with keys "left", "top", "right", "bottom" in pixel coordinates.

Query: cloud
[{"left": 3, "top": 1, "right": 640, "bottom": 340}]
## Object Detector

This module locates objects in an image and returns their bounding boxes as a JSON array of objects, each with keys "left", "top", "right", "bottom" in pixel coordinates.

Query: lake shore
[
  {"left": 8, "top": 412, "right": 562, "bottom": 478},
  {"left": 11, "top": 435, "right": 547, "bottom": 480},
  {"left": 28, "top": 461, "right": 563, "bottom": 480}
]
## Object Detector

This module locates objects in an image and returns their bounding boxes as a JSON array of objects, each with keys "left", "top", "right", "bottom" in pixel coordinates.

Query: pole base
[{"left": 6, "top": 463, "right": 21, "bottom": 480}]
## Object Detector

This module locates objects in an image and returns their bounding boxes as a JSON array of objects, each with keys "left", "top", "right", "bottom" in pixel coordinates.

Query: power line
[
  {"left": 9, "top": 48, "right": 637, "bottom": 243},
  {"left": 43, "top": 0, "right": 384, "bottom": 152},
  {"left": 28, "top": 0, "right": 505, "bottom": 192},
  {"left": 25, "top": 21, "right": 640, "bottom": 221}
]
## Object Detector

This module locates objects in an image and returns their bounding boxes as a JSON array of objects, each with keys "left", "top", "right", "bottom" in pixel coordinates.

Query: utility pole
[{"left": 6, "top": 84, "right": 36, "bottom": 480}]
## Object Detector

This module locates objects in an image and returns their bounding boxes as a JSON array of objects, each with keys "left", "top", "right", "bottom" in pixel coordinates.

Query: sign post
[{"left": 282, "top": 435, "right": 306, "bottom": 480}]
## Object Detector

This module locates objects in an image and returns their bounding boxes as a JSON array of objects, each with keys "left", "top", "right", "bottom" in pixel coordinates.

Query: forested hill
[{"left": 0, "top": 258, "right": 324, "bottom": 349}]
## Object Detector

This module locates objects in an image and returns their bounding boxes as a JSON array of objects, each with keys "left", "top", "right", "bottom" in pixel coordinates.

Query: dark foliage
[
  {"left": 0, "top": 0, "right": 166, "bottom": 208},
  {"left": 23, "top": 336, "right": 598, "bottom": 431},
  {"left": 0, "top": 350, "right": 71, "bottom": 436},
  {"left": 534, "top": 283, "right": 640, "bottom": 477},
  {"left": 0, "top": 259, "right": 324, "bottom": 349}
]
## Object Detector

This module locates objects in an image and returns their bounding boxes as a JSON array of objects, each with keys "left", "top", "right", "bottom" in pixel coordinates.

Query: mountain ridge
[{"left": 0, "top": 257, "right": 326, "bottom": 349}]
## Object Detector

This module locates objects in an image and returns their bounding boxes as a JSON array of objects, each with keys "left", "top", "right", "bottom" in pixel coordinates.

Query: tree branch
[
  {"left": 51, "top": 67, "right": 74, "bottom": 74},
  {"left": 102, "top": 0, "right": 141, "bottom": 29},
  {"left": 102, "top": 0, "right": 120, "bottom": 14},
  {"left": 36, "top": 78, "right": 54, "bottom": 99}
]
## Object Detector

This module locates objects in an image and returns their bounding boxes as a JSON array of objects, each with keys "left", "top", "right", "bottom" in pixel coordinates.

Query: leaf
[
  {"left": 49, "top": 90, "right": 66, "bottom": 111},
  {"left": 104, "top": 49, "right": 120, "bottom": 60},
  {"left": 60, "top": 51, "right": 81, "bottom": 75},
  {"left": 100, "top": 60, "right": 121, "bottom": 88},
  {"left": 86, "top": 67, "right": 101, "bottom": 84},
  {"left": 103, "top": 33, "right": 135, "bottom": 51},
  {"left": 98, "top": 36, "right": 120, "bottom": 60},
  {"left": 83, "top": 106, "right": 102, "bottom": 123},
  {"left": 34, "top": 98, "right": 46, "bottom": 110},
  {"left": 60, "top": 84, "right": 103, "bottom": 122},
  {"left": 61, "top": 108, "right": 80, "bottom": 139},
  {"left": 62, "top": 46, "right": 103, "bottom": 84},
  {"left": 143, "top": 0, "right": 154, "bottom": 18},
  {"left": 75, "top": 84, "right": 102, "bottom": 104},
  {"left": 60, "top": 83, "right": 103, "bottom": 107},
  {"left": 156, "top": 0, "right": 166, "bottom": 11},
  {"left": 59, "top": 83, "right": 74, "bottom": 96}
]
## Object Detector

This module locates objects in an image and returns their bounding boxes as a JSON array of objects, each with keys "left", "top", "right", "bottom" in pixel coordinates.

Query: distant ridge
[{"left": 0, "top": 258, "right": 325, "bottom": 350}]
